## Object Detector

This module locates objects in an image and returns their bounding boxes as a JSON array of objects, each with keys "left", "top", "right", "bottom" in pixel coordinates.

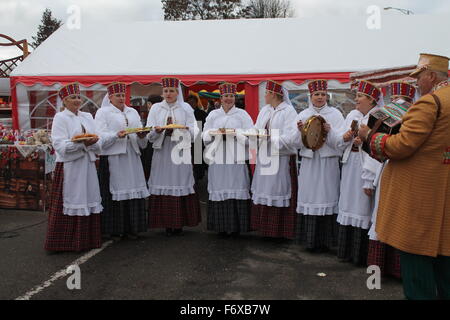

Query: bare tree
[
  {"left": 162, "top": 0, "right": 244, "bottom": 21},
  {"left": 243, "top": 0, "right": 294, "bottom": 18}
]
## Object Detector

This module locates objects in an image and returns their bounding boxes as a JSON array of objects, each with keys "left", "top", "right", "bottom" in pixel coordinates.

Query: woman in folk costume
[
  {"left": 146, "top": 77, "right": 201, "bottom": 236},
  {"left": 202, "top": 83, "right": 254, "bottom": 237},
  {"left": 367, "top": 81, "right": 417, "bottom": 277},
  {"left": 95, "top": 82, "right": 149, "bottom": 240},
  {"left": 45, "top": 83, "right": 103, "bottom": 252},
  {"left": 331, "top": 80, "right": 384, "bottom": 265},
  {"left": 250, "top": 80, "right": 299, "bottom": 240},
  {"left": 292, "top": 80, "right": 345, "bottom": 252}
]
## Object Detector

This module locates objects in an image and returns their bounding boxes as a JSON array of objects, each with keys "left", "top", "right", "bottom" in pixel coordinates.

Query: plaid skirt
[
  {"left": 250, "top": 156, "right": 298, "bottom": 239},
  {"left": 45, "top": 162, "right": 102, "bottom": 252},
  {"left": 207, "top": 199, "right": 251, "bottom": 233},
  {"left": 367, "top": 240, "right": 402, "bottom": 279},
  {"left": 148, "top": 194, "right": 201, "bottom": 229},
  {"left": 337, "top": 224, "right": 369, "bottom": 266},
  {"left": 98, "top": 156, "right": 148, "bottom": 235},
  {"left": 295, "top": 214, "right": 339, "bottom": 250}
]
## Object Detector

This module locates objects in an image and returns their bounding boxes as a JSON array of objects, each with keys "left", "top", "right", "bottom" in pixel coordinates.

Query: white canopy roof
[{"left": 11, "top": 14, "right": 450, "bottom": 77}]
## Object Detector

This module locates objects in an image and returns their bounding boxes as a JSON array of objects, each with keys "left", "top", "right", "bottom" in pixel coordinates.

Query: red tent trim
[
  {"left": 10, "top": 73, "right": 352, "bottom": 88},
  {"left": 10, "top": 72, "right": 352, "bottom": 129}
]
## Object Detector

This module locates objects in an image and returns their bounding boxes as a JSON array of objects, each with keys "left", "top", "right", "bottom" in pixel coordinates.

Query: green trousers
[{"left": 400, "top": 251, "right": 450, "bottom": 300}]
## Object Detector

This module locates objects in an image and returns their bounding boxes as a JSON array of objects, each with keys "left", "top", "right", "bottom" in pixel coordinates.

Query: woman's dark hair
[{"left": 147, "top": 95, "right": 163, "bottom": 104}]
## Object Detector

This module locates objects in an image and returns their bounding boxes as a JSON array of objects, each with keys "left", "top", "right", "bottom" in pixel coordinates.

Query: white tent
[{"left": 10, "top": 14, "right": 450, "bottom": 129}]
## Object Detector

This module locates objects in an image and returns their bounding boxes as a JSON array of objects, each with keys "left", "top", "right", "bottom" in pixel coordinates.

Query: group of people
[{"left": 44, "top": 52, "right": 449, "bottom": 300}]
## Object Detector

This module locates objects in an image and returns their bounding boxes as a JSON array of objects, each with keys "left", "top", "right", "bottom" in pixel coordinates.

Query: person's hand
[
  {"left": 343, "top": 130, "right": 353, "bottom": 142},
  {"left": 323, "top": 123, "right": 331, "bottom": 133},
  {"left": 137, "top": 131, "right": 147, "bottom": 139},
  {"left": 353, "top": 136, "right": 363, "bottom": 146},
  {"left": 117, "top": 130, "right": 127, "bottom": 138},
  {"left": 155, "top": 126, "right": 164, "bottom": 134},
  {"left": 84, "top": 136, "right": 99, "bottom": 147},
  {"left": 358, "top": 124, "right": 370, "bottom": 141},
  {"left": 297, "top": 120, "right": 304, "bottom": 132},
  {"left": 364, "top": 188, "right": 374, "bottom": 197}
]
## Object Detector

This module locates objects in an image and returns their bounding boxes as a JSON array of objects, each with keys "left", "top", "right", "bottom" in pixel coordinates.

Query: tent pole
[
  {"left": 10, "top": 77, "right": 20, "bottom": 130},
  {"left": 244, "top": 83, "right": 259, "bottom": 123}
]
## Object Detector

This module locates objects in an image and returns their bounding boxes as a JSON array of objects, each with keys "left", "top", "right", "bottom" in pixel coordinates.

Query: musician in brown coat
[{"left": 359, "top": 53, "right": 450, "bottom": 300}]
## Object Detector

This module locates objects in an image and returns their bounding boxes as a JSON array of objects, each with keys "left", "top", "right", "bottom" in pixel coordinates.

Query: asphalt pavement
[{"left": 0, "top": 178, "right": 404, "bottom": 300}]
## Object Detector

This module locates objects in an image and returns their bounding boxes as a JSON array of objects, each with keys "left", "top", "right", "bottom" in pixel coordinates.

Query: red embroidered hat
[
  {"left": 266, "top": 80, "right": 283, "bottom": 95},
  {"left": 308, "top": 80, "right": 328, "bottom": 94},
  {"left": 390, "top": 81, "right": 416, "bottom": 100},
  {"left": 107, "top": 82, "right": 127, "bottom": 95},
  {"left": 219, "top": 83, "right": 237, "bottom": 96},
  {"left": 357, "top": 80, "right": 381, "bottom": 102},
  {"left": 58, "top": 83, "right": 80, "bottom": 100},
  {"left": 161, "top": 77, "right": 180, "bottom": 88}
]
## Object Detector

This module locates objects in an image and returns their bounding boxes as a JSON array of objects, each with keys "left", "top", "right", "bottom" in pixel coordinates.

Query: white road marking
[{"left": 15, "top": 240, "right": 113, "bottom": 300}]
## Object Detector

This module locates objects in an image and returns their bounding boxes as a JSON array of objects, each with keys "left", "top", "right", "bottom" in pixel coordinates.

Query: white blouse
[
  {"left": 146, "top": 100, "right": 199, "bottom": 150},
  {"left": 254, "top": 102, "right": 298, "bottom": 156},
  {"left": 51, "top": 109, "right": 103, "bottom": 216},
  {"left": 202, "top": 106, "right": 254, "bottom": 163},
  {"left": 95, "top": 105, "right": 147, "bottom": 156},
  {"left": 290, "top": 105, "right": 345, "bottom": 158}
]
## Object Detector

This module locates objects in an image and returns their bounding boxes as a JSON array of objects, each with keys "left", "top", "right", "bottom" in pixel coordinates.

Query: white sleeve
[
  {"left": 202, "top": 112, "right": 216, "bottom": 144},
  {"left": 271, "top": 107, "right": 298, "bottom": 152},
  {"left": 287, "top": 112, "right": 304, "bottom": 150},
  {"left": 94, "top": 109, "right": 118, "bottom": 150},
  {"left": 361, "top": 151, "right": 381, "bottom": 189},
  {"left": 325, "top": 111, "right": 345, "bottom": 150},
  {"left": 146, "top": 106, "right": 162, "bottom": 143},
  {"left": 51, "top": 116, "right": 86, "bottom": 160}
]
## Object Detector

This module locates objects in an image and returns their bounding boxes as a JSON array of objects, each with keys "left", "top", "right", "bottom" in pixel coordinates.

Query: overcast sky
[{"left": 1, "top": 0, "right": 450, "bottom": 59}]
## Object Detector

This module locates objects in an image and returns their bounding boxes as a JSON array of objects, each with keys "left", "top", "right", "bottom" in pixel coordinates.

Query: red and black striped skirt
[
  {"left": 367, "top": 240, "right": 401, "bottom": 279},
  {"left": 250, "top": 155, "right": 298, "bottom": 239},
  {"left": 148, "top": 193, "right": 201, "bottom": 229},
  {"left": 44, "top": 162, "right": 102, "bottom": 252}
]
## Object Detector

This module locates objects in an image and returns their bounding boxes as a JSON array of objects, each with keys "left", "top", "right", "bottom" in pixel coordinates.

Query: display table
[{"left": 0, "top": 144, "right": 55, "bottom": 211}]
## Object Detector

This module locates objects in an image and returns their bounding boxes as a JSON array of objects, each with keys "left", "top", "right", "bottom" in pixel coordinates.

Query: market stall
[{"left": 0, "top": 127, "right": 54, "bottom": 211}]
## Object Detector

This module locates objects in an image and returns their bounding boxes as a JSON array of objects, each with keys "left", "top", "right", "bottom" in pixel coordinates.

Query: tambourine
[{"left": 301, "top": 115, "right": 327, "bottom": 151}]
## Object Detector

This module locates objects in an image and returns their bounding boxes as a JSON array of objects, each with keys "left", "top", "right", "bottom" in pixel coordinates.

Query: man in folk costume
[
  {"left": 292, "top": 80, "right": 345, "bottom": 252},
  {"left": 359, "top": 53, "right": 450, "bottom": 300},
  {"left": 45, "top": 83, "right": 103, "bottom": 252},
  {"left": 250, "top": 80, "right": 299, "bottom": 240},
  {"left": 367, "top": 81, "right": 417, "bottom": 278},
  {"left": 202, "top": 82, "right": 254, "bottom": 237},
  {"left": 95, "top": 82, "right": 149, "bottom": 241},
  {"left": 330, "top": 80, "right": 384, "bottom": 265},
  {"left": 145, "top": 77, "right": 201, "bottom": 236}
]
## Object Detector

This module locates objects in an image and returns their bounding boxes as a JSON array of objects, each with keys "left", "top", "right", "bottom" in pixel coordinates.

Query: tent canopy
[
  {"left": 11, "top": 14, "right": 450, "bottom": 86},
  {"left": 9, "top": 15, "right": 450, "bottom": 130}
]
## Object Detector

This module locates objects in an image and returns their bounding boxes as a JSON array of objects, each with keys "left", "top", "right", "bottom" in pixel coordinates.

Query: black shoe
[
  {"left": 165, "top": 228, "right": 173, "bottom": 237},
  {"left": 218, "top": 232, "right": 228, "bottom": 238},
  {"left": 230, "top": 232, "right": 240, "bottom": 238}
]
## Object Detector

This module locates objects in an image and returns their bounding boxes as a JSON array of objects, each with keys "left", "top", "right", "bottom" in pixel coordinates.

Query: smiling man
[{"left": 359, "top": 53, "right": 450, "bottom": 300}]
